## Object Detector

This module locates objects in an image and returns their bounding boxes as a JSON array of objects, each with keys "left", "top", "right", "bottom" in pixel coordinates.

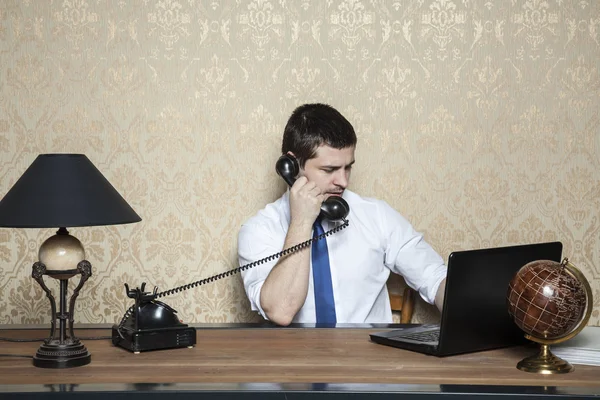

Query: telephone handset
[
  {"left": 112, "top": 159, "right": 350, "bottom": 353},
  {"left": 275, "top": 154, "right": 349, "bottom": 221}
]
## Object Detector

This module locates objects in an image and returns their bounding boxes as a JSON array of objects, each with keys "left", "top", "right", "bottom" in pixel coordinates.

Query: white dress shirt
[{"left": 238, "top": 189, "right": 447, "bottom": 323}]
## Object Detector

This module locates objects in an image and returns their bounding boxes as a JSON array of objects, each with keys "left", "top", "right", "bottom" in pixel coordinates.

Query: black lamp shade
[{"left": 0, "top": 154, "right": 141, "bottom": 228}]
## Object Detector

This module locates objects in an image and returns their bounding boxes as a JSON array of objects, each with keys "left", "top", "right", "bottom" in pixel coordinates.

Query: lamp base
[{"left": 33, "top": 338, "right": 91, "bottom": 369}]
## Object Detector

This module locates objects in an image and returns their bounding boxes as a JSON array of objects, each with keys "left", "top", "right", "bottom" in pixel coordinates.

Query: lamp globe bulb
[{"left": 38, "top": 230, "right": 85, "bottom": 279}]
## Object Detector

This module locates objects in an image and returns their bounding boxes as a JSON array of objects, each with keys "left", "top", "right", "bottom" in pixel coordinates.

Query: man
[{"left": 238, "top": 103, "right": 447, "bottom": 326}]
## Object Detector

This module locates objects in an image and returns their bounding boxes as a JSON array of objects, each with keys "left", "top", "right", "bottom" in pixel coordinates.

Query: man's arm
[
  {"left": 259, "top": 177, "right": 323, "bottom": 326},
  {"left": 377, "top": 200, "right": 447, "bottom": 310},
  {"left": 259, "top": 220, "right": 312, "bottom": 325},
  {"left": 434, "top": 278, "right": 446, "bottom": 312}
]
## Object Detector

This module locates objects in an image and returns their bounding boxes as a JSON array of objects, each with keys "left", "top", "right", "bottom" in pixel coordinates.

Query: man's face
[{"left": 298, "top": 145, "right": 355, "bottom": 199}]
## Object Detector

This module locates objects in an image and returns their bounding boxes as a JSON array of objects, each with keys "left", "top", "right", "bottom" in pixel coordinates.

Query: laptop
[{"left": 370, "top": 241, "right": 563, "bottom": 356}]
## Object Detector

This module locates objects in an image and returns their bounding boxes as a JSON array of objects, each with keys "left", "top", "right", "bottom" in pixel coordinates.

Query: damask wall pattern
[{"left": 0, "top": 0, "right": 599, "bottom": 326}]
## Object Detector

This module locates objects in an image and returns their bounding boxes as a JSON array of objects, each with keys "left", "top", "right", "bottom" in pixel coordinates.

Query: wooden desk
[{"left": 1, "top": 326, "right": 599, "bottom": 399}]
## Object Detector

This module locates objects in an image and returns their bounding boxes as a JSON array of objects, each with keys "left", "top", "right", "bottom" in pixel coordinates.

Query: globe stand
[
  {"left": 514, "top": 258, "right": 593, "bottom": 374},
  {"left": 517, "top": 342, "right": 573, "bottom": 374}
]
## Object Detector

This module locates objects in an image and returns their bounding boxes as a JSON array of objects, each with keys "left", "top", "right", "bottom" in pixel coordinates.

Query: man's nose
[{"left": 333, "top": 170, "right": 348, "bottom": 188}]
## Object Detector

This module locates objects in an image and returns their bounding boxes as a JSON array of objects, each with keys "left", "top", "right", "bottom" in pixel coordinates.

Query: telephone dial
[{"left": 111, "top": 155, "right": 349, "bottom": 353}]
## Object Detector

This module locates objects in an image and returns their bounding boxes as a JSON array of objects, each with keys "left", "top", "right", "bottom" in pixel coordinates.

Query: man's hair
[{"left": 282, "top": 103, "right": 357, "bottom": 167}]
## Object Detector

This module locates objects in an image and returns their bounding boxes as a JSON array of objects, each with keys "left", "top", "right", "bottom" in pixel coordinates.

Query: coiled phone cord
[{"left": 116, "top": 219, "right": 349, "bottom": 337}]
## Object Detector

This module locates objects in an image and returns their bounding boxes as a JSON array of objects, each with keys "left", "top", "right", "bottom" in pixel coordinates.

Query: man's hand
[
  {"left": 434, "top": 278, "right": 446, "bottom": 312},
  {"left": 289, "top": 176, "right": 324, "bottom": 228}
]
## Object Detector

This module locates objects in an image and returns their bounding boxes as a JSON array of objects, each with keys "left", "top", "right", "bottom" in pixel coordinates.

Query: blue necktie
[{"left": 312, "top": 219, "right": 336, "bottom": 324}]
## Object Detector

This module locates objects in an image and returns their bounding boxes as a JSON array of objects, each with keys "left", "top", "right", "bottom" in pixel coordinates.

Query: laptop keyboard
[{"left": 393, "top": 329, "right": 440, "bottom": 343}]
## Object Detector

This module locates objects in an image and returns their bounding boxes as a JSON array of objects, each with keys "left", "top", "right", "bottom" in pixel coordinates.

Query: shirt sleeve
[
  {"left": 238, "top": 220, "right": 285, "bottom": 320},
  {"left": 378, "top": 201, "right": 447, "bottom": 305}
]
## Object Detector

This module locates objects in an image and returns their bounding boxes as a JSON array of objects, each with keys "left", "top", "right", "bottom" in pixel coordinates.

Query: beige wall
[{"left": 0, "top": 1, "right": 599, "bottom": 326}]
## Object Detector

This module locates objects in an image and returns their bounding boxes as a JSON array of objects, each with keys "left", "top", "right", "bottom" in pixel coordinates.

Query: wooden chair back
[{"left": 387, "top": 275, "right": 416, "bottom": 324}]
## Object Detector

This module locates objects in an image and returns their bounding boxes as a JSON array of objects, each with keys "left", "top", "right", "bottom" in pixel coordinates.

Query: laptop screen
[{"left": 436, "top": 241, "right": 563, "bottom": 355}]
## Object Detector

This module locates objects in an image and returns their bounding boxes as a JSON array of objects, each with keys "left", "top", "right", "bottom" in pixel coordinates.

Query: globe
[
  {"left": 507, "top": 259, "right": 587, "bottom": 339},
  {"left": 506, "top": 258, "right": 593, "bottom": 374}
]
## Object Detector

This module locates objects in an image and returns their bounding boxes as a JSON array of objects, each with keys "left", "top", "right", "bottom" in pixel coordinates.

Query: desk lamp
[{"left": 0, "top": 154, "right": 141, "bottom": 368}]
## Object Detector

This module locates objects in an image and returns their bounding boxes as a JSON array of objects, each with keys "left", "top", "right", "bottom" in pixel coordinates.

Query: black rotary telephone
[{"left": 111, "top": 155, "right": 349, "bottom": 353}]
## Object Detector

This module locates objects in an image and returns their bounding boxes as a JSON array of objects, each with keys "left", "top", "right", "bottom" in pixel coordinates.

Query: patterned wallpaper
[{"left": 0, "top": 0, "right": 599, "bottom": 327}]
